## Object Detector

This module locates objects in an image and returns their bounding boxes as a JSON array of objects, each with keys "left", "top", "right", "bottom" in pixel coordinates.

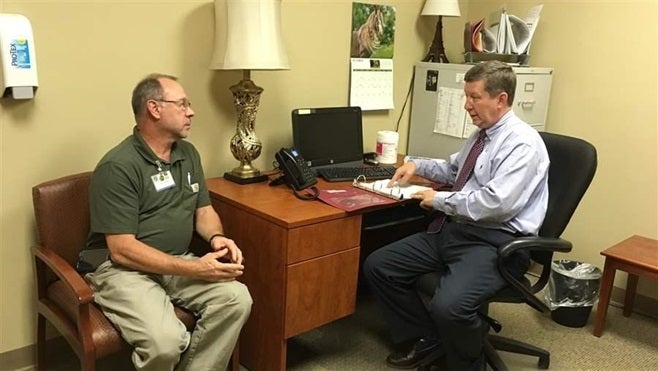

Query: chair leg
[
  {"left": 488, "top": 334, "right": 550, "bottom": 369},
  {"left": 80, "top": 356, "right": 96, "bottom": 371},
  {"left": 483, "top": 338, "right": 508, "bottom": 371},
  {"left": 36, "top": 314, "right": 46, "bottom": 371},
  {"left": 228, "top": 341, "right": 240, "bottom": 371},
  {"left": 79, "top": 342, "right": 96, "bottom": 371}
]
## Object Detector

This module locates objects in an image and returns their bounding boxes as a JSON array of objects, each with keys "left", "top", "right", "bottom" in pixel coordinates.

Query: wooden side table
[{"left": 592, "top": 235, "right": 658, "bottom": 337}]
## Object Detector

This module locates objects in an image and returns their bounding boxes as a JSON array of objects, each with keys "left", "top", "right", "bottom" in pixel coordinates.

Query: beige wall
[{"left": 0, "top": 0, "right": 656, "bottom": 356}]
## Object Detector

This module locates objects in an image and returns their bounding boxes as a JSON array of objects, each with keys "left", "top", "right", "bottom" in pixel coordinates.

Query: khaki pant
[{"left": 86, "top": 253, "right": 252, "bottom": 371}]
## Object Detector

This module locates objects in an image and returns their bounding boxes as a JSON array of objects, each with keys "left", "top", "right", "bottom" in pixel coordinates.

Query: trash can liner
[{"left": 545, "top": 260, "right": 602, "bottom": 310}]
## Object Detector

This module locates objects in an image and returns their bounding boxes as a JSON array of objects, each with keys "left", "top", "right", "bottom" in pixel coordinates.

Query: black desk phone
[{"left": 275, "top": 147, "right": 317, "bottom": 191}]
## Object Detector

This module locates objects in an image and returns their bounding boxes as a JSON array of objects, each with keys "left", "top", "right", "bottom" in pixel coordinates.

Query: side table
[{"left": 592, "top": 235, "right": 658, "bottom": 337}]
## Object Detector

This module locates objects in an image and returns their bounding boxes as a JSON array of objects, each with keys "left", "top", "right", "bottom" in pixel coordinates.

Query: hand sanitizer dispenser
[{"left": 0, "top": 13, "right": 38, "bottom": 99}]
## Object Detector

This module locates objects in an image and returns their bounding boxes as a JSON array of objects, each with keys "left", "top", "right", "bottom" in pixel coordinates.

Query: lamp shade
[
  {"left": 421, "top": 0, "right": 461, "bottom": 17},
  {"left": 210, "top": 0, "right": 289, "bottom": 70}
]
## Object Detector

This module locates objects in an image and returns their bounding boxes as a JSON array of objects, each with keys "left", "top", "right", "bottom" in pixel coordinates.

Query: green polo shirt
[{"left": 86, "top": 127, "right": 211, "bottom": 255}]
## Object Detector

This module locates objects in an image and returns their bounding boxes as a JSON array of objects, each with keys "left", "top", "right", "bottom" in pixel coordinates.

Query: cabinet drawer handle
[{"left": 518, "top": 100, "right": 536, "bottom": 108}]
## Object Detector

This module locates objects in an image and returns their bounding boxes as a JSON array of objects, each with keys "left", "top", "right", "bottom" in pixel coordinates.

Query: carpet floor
[
  {"left": 287, "top": 290, "right": 658, "bottom": 370},
  {"left": 27, "top": 289, "right": 658, "bottom": 371}
]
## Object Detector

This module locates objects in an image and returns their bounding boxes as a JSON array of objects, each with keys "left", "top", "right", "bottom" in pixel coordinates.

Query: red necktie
[{"left": 427, "top": 130, "right": 487, "bottom": 233}]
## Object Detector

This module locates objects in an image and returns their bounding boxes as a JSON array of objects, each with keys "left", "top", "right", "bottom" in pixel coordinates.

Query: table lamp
[
  {"left": 210, "top": 0, "right": 290, "bottom": 184},
  {"left": 421, "top": 0, "right": 461, "bottom": 63}
]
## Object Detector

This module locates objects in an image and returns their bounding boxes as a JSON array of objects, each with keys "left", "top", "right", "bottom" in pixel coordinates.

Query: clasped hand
[{"left": 197, "top": 236, "right": 244, "bottom": 282}]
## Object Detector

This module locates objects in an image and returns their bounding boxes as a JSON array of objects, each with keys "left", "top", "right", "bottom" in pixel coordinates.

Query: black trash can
[{"left": 544, "top": 260, "right": 602, "bottom": 328}]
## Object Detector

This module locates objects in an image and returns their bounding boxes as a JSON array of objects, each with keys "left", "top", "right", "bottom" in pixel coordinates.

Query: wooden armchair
[{"left": 31, "top": 171, "right": 239, "bottom": 371}]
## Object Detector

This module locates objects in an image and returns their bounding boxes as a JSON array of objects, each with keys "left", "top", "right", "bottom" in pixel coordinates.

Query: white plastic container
[{"left": 376, "top": 130, "right": 399, "bottom": 164}]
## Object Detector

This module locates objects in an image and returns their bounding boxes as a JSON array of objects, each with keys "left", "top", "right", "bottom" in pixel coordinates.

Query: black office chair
[{"left": 416, "top": 132, "right": 597, "bottom": 370}]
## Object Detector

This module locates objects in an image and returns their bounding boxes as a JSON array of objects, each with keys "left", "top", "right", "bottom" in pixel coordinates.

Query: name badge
[{"left": 151, "top": 170, "right": 175, "bottom": 191}]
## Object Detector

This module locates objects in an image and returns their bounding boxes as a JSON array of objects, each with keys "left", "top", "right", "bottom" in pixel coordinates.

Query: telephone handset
[{"left": 275, "top": 147, "right": 317, "bottom": 191}]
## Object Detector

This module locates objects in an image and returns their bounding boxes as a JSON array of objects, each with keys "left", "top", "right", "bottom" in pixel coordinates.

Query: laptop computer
[{"left": 291, "top": 106, "right": 365, "bottom": 170}]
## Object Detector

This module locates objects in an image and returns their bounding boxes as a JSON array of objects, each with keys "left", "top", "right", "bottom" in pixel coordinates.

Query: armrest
[
  {"left": 498, "top": 236, "right": 572, "bottom": 258},
  {"left": 31, "top": 244, "right": 94, "bottom": 305},
  {"left": 496, "top": 236, "right": 573, "bottom": 314}
]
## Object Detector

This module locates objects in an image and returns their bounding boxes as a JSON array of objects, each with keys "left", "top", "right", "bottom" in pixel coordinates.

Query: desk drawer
[
  {"left": 284, "top": 247, "right": 359, "bottom": 338},
  {"left": 287, "top": 215, "right": 361, "bottom": 264}
]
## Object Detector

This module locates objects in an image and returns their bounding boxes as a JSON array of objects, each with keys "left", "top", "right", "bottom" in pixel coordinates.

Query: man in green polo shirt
[{"left": 83, "top": 73, "right": 252, "bottom": 371}]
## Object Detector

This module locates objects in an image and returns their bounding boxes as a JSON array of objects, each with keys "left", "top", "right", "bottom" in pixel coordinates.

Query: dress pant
[{"left": 363, "top": 222, "right": 529, "bottom": 370}]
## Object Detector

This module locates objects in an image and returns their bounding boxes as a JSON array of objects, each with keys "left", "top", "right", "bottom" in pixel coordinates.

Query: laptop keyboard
[{"left": 317, "top": 166, "right": 397, "bottom": 182}]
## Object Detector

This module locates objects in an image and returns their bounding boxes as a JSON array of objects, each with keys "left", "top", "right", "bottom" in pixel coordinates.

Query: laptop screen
[{"left": 292, "top": 106, "right": 364, "bottom": 168}]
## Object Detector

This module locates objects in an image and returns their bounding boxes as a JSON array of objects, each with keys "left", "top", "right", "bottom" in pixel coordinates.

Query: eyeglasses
[{"left": 154, "top": 98, "right": 192, "bottom": 110}]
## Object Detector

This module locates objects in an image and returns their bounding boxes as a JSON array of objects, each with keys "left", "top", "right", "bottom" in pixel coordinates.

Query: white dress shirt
[{"left": 412, "top": 110, "right": 550, "bottom": 235}]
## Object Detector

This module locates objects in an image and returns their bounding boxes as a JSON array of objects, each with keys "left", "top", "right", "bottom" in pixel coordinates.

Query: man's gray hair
[
  {"left": 464, "top": 61, "right": 516, "bottom": 106},
  {"left": 131, "top": 73, "right": 178, "bottom": 117}
]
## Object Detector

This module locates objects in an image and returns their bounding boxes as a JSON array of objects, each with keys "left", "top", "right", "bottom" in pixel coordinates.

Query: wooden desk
[
  {"left": 592, "top": 235, "right": 658, "bottom": 337},
  {"left": 207, "top": 177, "right": 367, "bottom": 371}
]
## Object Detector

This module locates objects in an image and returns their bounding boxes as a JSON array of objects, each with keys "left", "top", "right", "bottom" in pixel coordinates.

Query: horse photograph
[{"left": 350, "top": 3, "right": 395, "bottom": 59}]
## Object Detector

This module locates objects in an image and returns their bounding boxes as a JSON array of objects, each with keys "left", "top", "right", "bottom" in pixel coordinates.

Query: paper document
[
  {"left": 433, "top": 87, "right": 468, "bottom": 138},
  {"left": 505, "top": 13, "right": 519, "bottom": 54},
  {"left": 497, "top": 10, "right": 509, "bottom": 53},
  {"left": 518, "top": 4, "right": 543, "bottom": 54}
]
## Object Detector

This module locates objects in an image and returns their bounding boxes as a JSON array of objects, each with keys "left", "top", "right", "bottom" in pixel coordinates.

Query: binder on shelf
[{"left": 462, "top": 5, "right": 543, "bottom": 66}]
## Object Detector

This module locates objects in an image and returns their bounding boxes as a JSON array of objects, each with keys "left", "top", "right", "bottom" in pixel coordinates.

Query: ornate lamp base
[
  {"left": 223, "top": 172, "right": 268, "bottom": 184},
  {"left": 224, "top": 71, "right": 269, "bottom": 185},
  {"left": 224, "top": 159, "right": 268, "bottom": 184}
]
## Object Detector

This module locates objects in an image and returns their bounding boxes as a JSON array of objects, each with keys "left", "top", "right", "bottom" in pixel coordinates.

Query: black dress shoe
[{"left": 386, "top": 338, "right": 443, "bottom": 369}]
